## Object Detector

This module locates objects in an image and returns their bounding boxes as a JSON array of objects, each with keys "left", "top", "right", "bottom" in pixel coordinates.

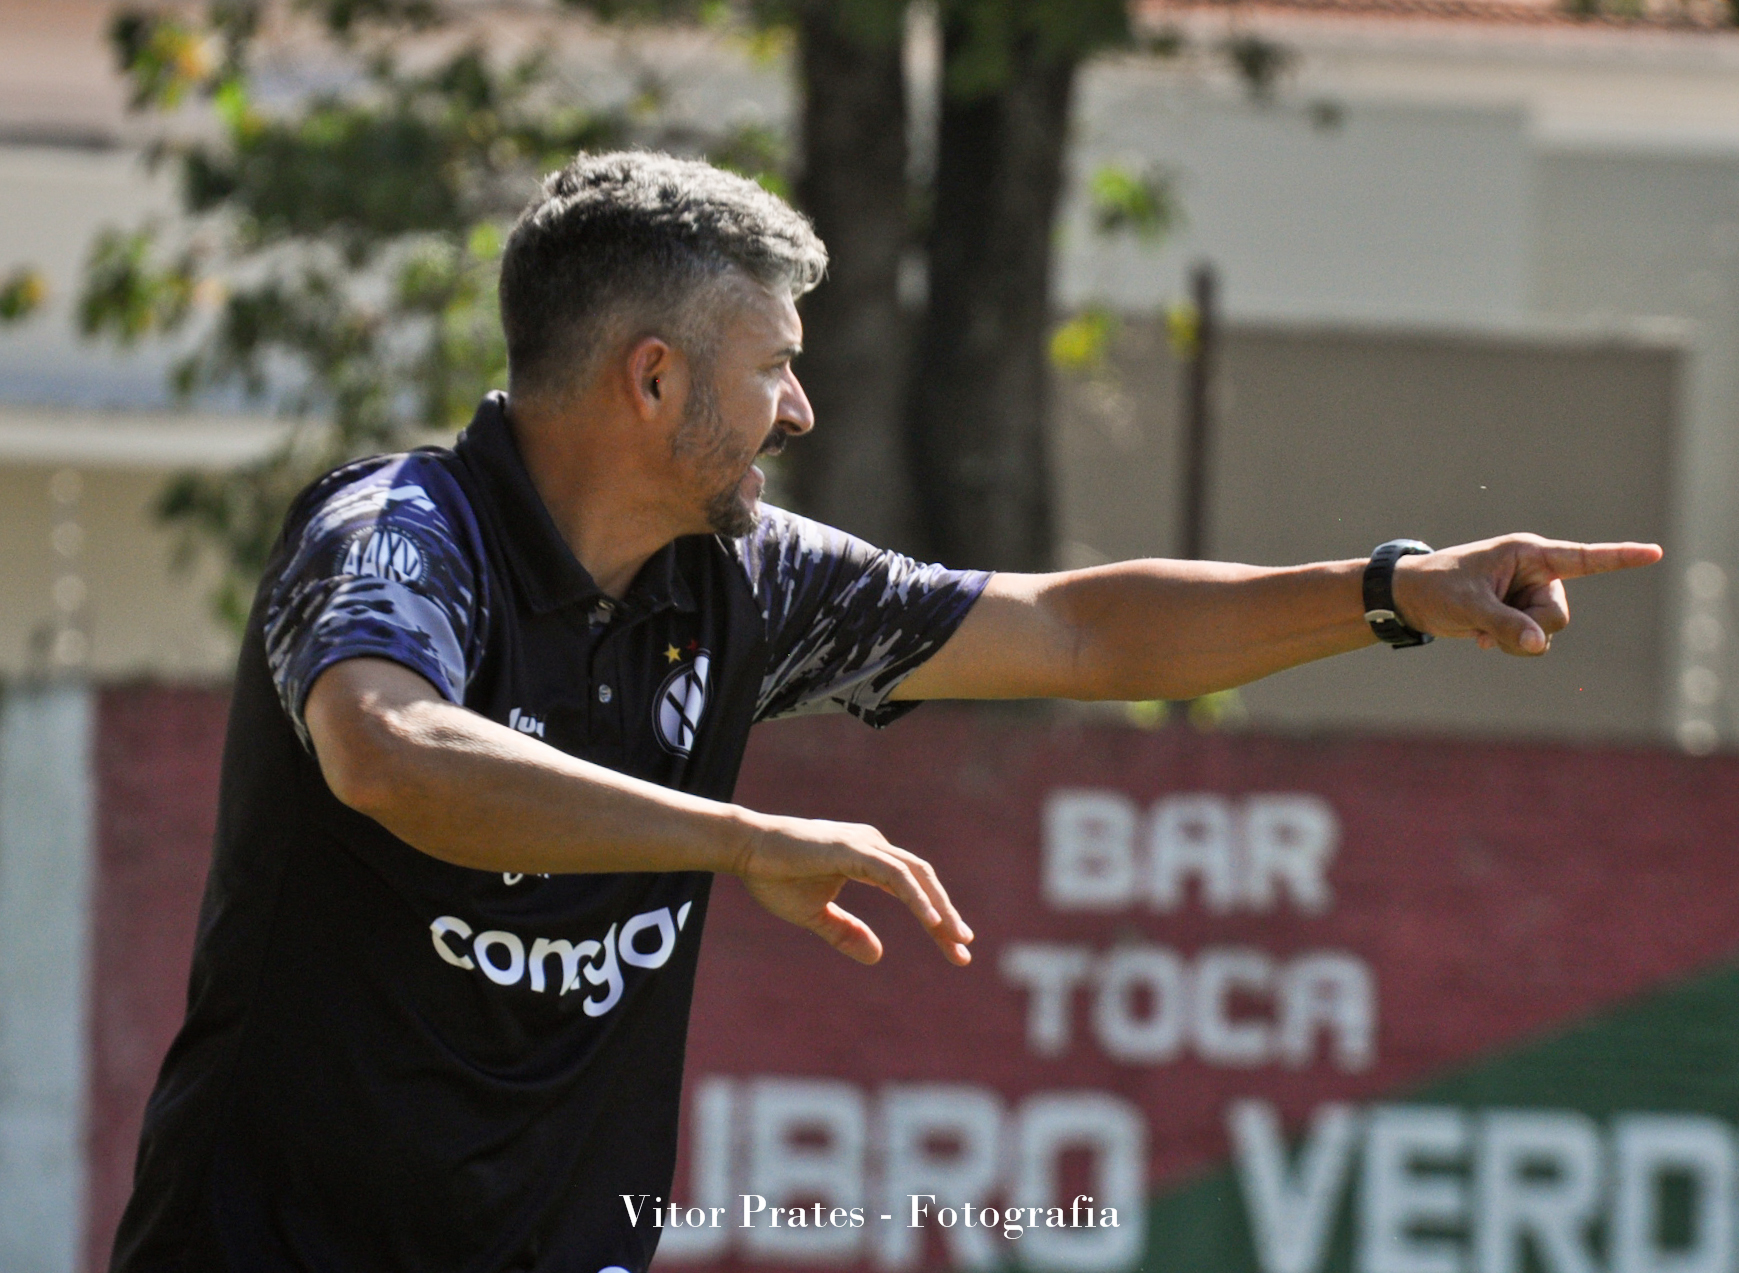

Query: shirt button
[{"left": 597, "top": 684, "right": 613, "bottom": 704}]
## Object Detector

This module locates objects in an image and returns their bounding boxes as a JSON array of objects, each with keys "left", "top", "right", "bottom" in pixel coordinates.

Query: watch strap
[{"left": 1364, "top": 539, "right": 1434, "bottom": 648}]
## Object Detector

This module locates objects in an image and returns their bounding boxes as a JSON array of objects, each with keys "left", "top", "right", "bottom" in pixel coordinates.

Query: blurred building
[
  {"left": 2, "top": 0, "right": 1737, "bottom": 740},
  {"left": 1056, "top": 0, "right": 1739, "bottom": 750}
]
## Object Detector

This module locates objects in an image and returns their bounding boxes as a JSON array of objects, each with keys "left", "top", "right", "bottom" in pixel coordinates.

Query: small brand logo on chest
[{"left": 508, "top": 707, "right": 545, "bottom": 738}]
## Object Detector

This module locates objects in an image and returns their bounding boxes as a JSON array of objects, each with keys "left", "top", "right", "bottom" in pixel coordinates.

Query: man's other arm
[
  {"left": 891, "top": 534, "right": 1663, "bottom": 704},
  {"left": 304, "top": 658, "right": 973, "bottom": 966}
]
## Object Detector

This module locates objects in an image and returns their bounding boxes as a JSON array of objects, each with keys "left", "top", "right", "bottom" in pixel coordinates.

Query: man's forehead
[{"left": 728, "top": 284, "right": 802, "bottom": 352}]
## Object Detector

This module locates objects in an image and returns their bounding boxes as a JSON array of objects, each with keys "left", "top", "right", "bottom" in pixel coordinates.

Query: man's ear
[{"left": 625, "top": 335, "right": 680, "bottom": 421}]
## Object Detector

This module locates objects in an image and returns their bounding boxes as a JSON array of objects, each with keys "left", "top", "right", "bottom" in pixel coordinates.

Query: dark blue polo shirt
[{"left": 111, "top": 393, "right": 988, "bottom": 1273}]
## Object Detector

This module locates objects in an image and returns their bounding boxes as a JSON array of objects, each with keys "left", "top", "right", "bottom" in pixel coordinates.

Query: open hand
[
  {"left": 1391, "top": 534, "right": 1662, "bottom": 656},
  {"left": 729, "top": 813, "right": 973, "bottom": 966}
]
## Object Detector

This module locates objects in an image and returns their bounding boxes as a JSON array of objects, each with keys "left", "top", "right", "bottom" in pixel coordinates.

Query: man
[{"left": 111, "top": 151, "right": 1659, "bottom": 1272}]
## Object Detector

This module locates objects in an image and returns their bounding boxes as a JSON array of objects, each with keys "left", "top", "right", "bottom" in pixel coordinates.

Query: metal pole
[{"left": 1179, "top": 261, "right": 1218, "bottom": 562}]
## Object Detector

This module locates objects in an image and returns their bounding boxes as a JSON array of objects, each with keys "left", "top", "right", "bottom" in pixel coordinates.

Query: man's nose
[{"left": 780, "top": 368, "right": 815, "bottom": 436}]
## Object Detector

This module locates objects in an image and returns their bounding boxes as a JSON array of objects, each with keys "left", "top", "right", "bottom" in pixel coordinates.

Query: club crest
[{"left": 654, "top": 650, "right": 711, "bottom": 756}]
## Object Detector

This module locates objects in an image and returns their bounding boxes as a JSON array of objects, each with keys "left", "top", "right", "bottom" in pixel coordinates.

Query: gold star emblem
[{"left": 664, "top": 645, "right": 681, "bottom": 664}]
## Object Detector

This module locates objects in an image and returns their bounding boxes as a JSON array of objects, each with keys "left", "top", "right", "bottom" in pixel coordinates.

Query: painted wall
[
  {"left": 1052, "top": 318, "right": 1679, "bottom": 741},
  {"left": 1055, "top": 66, "right": 1739, "bottom": 749},
  {"left": 0, "top": 683, "right": 224, "bottom": 1273},
  {"left": 47, "top": 692, "right": 1739, "bottom": 1272},
  {"left": 0, "top": 461, "right": 240, "bottom": 682},
  {"left": 81, "top": 686, "right": 225, "bottom": 1273},
  {"left": 0, "top": 146, "right": 180, "bottom": 410},
  {"left": 1532, "top": 147, "right": 1739, "bottom": 753},
  {"left": 680, "top": 711, "right": 1739, "bottom": 1272},
  {"left": 1061, "top": 81, "right": 1533, "bottom": 326},
  {"left": 0, "top": 684, "right": 91, "bottom": 1273}
]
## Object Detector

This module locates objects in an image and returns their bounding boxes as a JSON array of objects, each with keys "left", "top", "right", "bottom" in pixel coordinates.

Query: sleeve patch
[
  {"left": 262, "top": 458, "right": 487, "bottom": 746},
  {"left": 339, "top": 526, "right": 432, "bottom": 586}
]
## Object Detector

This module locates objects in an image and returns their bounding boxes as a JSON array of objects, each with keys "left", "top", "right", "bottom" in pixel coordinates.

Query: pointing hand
[{"left": 1390, "top": 535, "right": 1662, "bottom": 656}]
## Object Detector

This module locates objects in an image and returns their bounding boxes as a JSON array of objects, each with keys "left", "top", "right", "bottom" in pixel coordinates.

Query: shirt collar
[{"left": 454, "top": 392, "right": 696, "bottom": 617}]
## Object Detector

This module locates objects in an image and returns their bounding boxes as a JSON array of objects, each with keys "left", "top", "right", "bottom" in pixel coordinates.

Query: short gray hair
[{"left": 499, "top": 151, "right": 828, "bottom": 397}]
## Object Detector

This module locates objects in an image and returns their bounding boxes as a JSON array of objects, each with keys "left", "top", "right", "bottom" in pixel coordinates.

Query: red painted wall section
[
  {"left": 678, "top": 708, "right": 1739, "bottom": 1270},
  {"left": 76, "top": 692, "right": 1739, "bottom": 1271},
  {"left": 85, "top": 685, "right": 228, "bottom": 1273}
]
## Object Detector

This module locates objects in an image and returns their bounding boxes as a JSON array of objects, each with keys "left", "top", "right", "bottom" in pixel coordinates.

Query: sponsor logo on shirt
[
  {"left": 507, "top": 707, "right": 545, "bottom": 738},
  {"left": 655, "top": 647, "right": 711, "bottom": 757},
  {"left": 429, "top": 902, "right": 694, "bottom": 1015}
]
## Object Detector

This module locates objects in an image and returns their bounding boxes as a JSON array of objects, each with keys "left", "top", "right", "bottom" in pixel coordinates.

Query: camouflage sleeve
[
  {"left": 737, "top": 506, "right": 991, "bottom": 727},
  {"left": 262, "top": 455, "right": 489, "bottom": 746}
]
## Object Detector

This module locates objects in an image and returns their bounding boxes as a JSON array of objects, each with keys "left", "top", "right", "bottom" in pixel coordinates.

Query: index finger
[{"left": 1531, "top": 540, "right": 1662, "bottom": 580}]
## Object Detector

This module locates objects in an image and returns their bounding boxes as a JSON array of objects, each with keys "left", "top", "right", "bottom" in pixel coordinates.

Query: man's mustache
[{"left": 758, "top": 430, "right": 787, "bottom": 458}]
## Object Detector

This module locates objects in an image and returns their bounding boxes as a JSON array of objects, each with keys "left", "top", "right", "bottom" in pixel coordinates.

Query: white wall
[
  {"left": 1053, "top": 37, "right": 1739, "bottom": 747},
  {"left": 0, "top": 146, "right": 181, "bottom": 409},
  {"left": 1531, "top": 145, "right": 1739, "bottom": 746},
  {"left": 1061, "top": 75, "right": 1532, "bottom": 327}
]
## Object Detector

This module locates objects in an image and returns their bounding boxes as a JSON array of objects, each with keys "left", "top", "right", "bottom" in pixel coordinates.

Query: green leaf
[
  {"left": 0, "top": 268, "right": 49, "bottom": 323},
  {"left": 1123, "top": 699, "right": 1169, "bottom": 729},
  {"left": 1187, "top": 687, "right": 1248, "bottom": 730},
  {"left": 78, "top": 226, "right": 200, "bottom": 345},
  {"left": 465, "top": 222, "right": 502, "bottom": 262},
  {"left": 709, "top": 121, "right": 789, "bottom": 190},
  {"left": 1088, "top": 163, "right": 1178, "bottom": 241},
  {"left": 109, "top": 9, "right": 220, "bottom": 111},
  {"left": 1049, "top": 307, "right": 1119, "bottom": 372},
  {"left": 213, "top": 76, "right": 264, "bottom": 141}
]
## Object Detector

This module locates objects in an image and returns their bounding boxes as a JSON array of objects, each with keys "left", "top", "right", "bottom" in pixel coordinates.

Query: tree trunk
[
  {"left": 788, "top": 3, "right": 918, "bottom": 551},
  {"left": 903, "top": 21, "right": 1076, "bottom": 572}
]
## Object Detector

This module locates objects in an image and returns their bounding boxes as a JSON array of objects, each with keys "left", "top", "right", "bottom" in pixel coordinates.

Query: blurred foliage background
[{"left": 17, "top": 0, "right": 1275, "bottom": 624}]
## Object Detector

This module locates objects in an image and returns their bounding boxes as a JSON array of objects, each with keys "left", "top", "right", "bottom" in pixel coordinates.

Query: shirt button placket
[{"left": 588, "top": 624, "right": 626, "bottom": 763}]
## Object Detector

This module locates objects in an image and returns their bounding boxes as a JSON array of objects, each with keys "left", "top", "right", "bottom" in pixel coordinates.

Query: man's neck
[{"left": 504, "top": 394, "right": 687, "bottom": 601}]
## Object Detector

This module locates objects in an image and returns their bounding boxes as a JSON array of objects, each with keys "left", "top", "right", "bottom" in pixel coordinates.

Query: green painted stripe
[{"left": 1143, "top": 957, "right": 1739, "bottom": 1271}]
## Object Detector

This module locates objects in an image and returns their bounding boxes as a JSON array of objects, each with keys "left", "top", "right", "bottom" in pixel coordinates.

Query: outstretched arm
[
  {"left": 305, "top": 658, "right": 974, "bottom": 967},
  {"left": 891, "top": 535, "right": 1663, "bottom": 704}
]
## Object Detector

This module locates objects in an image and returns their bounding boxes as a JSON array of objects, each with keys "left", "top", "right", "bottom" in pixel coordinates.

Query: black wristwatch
[{"left": 1363, "top": 539, "right": 1434, "bottom": 648}]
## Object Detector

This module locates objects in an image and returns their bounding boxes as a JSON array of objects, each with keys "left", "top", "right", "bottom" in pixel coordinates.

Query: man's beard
[
  {"left": 674, "top": 374, "right": 777, "bottom": 538},
  {"left": 702, "top": 478, "right": 758, "bottom": 538}
]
